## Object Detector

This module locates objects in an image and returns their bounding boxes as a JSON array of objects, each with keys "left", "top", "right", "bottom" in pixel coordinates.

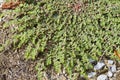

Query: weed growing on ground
[{"left": 1, "top": 0, "right": 120, "bottom": 79}]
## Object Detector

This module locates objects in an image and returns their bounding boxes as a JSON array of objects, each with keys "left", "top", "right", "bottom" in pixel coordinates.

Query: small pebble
[
  {"left": 107, "top": 71, "right": 113, "bottom": 78},
  {"left": 0, "top": 0, "right": 4, "bottom": 2},
  {"left": 0, "top": 0, "right": 4, "bottom": 8},
  {"left": 113, "top": 73, "right": 117, "bottom": 77},
  {"left": 94, "top": 62, "right": 105, "bottom": 70},
  {"left": 88, "top": 72, "right": 96, "bottom": 78},
  {"left": 107, "top": 60, "right": 114, "bottom": 65},
  {"left": 97, "top": 74, "right": 108, "bottom": 80},
  {"left": 109, "top": 65, "right": 116, "bottom": 73}
]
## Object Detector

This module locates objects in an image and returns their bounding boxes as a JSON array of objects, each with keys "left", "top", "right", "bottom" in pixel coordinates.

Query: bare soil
[
  {"left": 0, "top": 49, "right": 38, "bottom": 80},
  {"left": 0, "top": 12, "right": 38, "bottom": 80}
]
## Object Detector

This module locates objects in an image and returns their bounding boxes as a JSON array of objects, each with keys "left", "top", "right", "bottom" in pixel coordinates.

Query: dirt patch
[
  {"left": 0, "top": 12, "right": 38, "bottom": 80},
  {"left": 0, "top": 49, "right": 38, "bottom": 80}
]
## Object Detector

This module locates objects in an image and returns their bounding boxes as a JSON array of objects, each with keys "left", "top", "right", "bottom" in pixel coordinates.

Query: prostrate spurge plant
[{"left": 1, "top": 0, "right": 120, "bottom": 79}]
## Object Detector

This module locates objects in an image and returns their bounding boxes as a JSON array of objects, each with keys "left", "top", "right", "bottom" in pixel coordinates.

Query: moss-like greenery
[{"left": 1, "top": 0, "right": 120, "bottom": 79}]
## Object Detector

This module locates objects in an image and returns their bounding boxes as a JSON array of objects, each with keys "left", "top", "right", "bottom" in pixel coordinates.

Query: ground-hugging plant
[{"left": 1, "top": 0, "right": 120, "bottom": 79}]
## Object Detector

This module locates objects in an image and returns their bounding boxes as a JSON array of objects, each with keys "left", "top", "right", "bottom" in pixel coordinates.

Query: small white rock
[
  {"left": 107, "top": 71, "right": 113, "bottom": 78},
  {"left": 0, "top": 0, "right": 4, "bottom": 8},
  {"left": 94, "top": 62, "right": 105, "bottom": 70},
  {"left": 97, "top": 74, "right": 108, "bottom": 80},
  {"left": 113, "top": 73, "right": 117, "bottom": 77},
  {"left": 110, "top": 65, "right": 116, "bottom": 73},
  {"left": 108, "top": 60, "right": 114, "bottom": 65},
  {"left": 88, "top": 72, "right": 96, "bottom": 78},
  {"left": 0, "top": 0, "right": 4, "bottom": 2}
]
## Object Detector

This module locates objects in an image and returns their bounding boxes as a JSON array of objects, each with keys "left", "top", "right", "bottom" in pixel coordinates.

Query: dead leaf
[
  {"left": 114, "top": 49, "right": 120, "bottom": 59},
  {"left": 1, "top": 0, "right": 24, "bottom": 9}
]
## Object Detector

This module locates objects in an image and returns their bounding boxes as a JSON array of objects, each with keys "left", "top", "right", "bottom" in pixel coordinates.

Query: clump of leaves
[{"left": 1, "top": 0, "right": 120, "bottom": 79}]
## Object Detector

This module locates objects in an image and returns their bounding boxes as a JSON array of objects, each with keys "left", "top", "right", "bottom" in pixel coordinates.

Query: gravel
[
  {"left": 107, "top": 71, "right": 113, "bottom": 78},
  {"left": 0, "top": 0, "right": 4, "bottom": 8},
  {"left": 109, "top": 65, "right": 117, "bottom": 73},
  {"left": 87, "top": 59, "right": 120, "bottom": 80},
  {"left": 107, "top": 60, "right": 114, "bottom": 65},
  {"left": 97, "top": 74, "right": 108, "bottom": 80},
  {"left": 94, "top": 61, "right": 105, "bottom": 70},
  {"left": 88, "top": 72, "right": 96, "bottom": 78}
]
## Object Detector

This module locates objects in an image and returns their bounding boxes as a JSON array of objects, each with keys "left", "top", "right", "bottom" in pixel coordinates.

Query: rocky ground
[{"left": 88, "top": 59, "right": 120, "bottom": 80}]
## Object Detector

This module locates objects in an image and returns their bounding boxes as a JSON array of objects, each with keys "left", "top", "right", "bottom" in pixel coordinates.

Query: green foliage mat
[{"left": 1, "top": 0, "right": 120, "bottom": 79}]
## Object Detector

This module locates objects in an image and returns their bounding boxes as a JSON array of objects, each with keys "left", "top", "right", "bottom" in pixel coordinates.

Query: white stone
[
  {"left": 107, "top": 60, "right": 114, "bottom": 65},
  {"left": 107, "top": 71, "right": 113, "bottom": 78},
  {"left": 88, "top": 72, "right": 96, "bottom": 78},
  {"left": 97, "top": 74, "right": 108, "bottom": 80},
  {"left": 109, "top": 65, "right": 116, "bottom": 73},
  {"left": 0, "top": 0, "right": 4, "bottom": 8},
  {"left": 0, "top": 0, "right": 4, "bottom": 3},
  {"left": 94, "top": 62, "right": 105, "bottom": 70}
]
